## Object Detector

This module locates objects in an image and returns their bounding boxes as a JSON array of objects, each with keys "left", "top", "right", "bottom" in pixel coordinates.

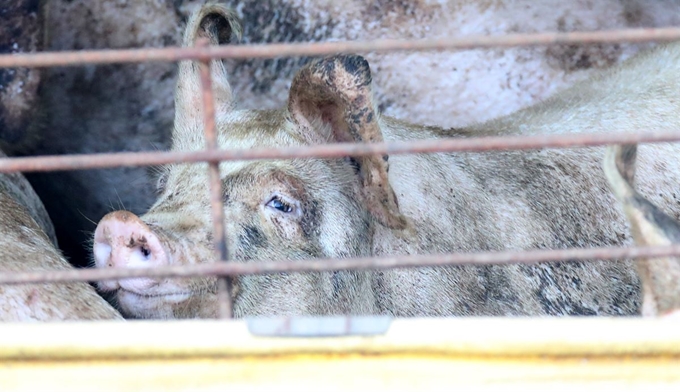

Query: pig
[
  {"left": 0, "top": 148, "right": 123, "bottom": 321},
  {"left": 0, "top": 0, "right": 45, "bottom": 155},
  {"left": 25, "top": 0, "right": 680, "bottom": 269},
  {"left": 604, "top": 144, "right": 680, "bottom": 318},
  {"left": 91, "top": 4, "right": 680, "bottom": 319}
]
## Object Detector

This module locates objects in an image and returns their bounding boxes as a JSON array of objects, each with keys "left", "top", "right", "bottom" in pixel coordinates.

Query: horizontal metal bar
[
  {"left": 1, "top": 27, "right": 680, "bottom": 69},
  {"left": 1, "top": 131, "right": 679, "bottom": 174},
  {"left": 1, "top": 244, "right": 679, "bottom": 285}
]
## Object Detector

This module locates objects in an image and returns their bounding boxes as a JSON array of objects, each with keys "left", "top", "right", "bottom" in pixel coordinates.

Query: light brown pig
[
  {"left": 0, "top": 150, "right": 123, "bottom": 321},
  {"left": 93, "top": 4, "right": 680, "bottom": 319}
]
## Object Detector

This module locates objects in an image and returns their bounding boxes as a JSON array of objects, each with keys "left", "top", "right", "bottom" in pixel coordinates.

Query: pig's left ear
[
  {"left": 287, "top": 55, "right": 407, "bottom": 230},
  {"left": 174, "top": 4, "right": 241, "bottom": 142}
]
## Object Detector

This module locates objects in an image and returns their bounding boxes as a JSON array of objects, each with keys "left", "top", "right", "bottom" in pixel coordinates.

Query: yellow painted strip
[
  {"left": 0, "top": 317, "right": 678, "bottom": 359},
  {"left": 2, "top": 355, "right": 680, "bottom": 391},
  {"left": 1, "top": 318, "right": 680, "bottom": 391}
]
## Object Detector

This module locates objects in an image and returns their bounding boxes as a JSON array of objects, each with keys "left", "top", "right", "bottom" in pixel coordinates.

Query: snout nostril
[{"left": 94, "top": 210, "right": 167, "bottom": 269}]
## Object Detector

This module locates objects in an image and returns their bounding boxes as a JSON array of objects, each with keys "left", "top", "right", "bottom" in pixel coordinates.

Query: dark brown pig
[{"left": 0, "top": 0, "right": 44, "bottom": 154}]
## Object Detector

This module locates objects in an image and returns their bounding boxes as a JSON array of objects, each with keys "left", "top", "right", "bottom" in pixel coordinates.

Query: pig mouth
[{"left": 117, "top": 287, "right": 194, "bottom": 302}]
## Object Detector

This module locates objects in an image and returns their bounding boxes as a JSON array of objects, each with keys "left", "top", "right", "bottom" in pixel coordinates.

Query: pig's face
[
  {"left": 92, "top": 4, "right": 404, "bottom": 318},
  {"left": 95, "top": 127, "right": 375, "bottom": 318}
]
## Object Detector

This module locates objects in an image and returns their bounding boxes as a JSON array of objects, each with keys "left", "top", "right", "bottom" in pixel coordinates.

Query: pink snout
[{"left": 93, "top": 211, "right": 168, "bottom": 292}]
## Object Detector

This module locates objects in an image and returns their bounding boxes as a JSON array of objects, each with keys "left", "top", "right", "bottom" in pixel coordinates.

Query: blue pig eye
[{"left": 267, "top": 196, "right": 293, "bottom": 213}]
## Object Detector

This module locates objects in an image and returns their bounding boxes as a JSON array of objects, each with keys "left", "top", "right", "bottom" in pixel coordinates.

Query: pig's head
[{"left": 92, "top": 3, "right": 407, "bottom": 319}]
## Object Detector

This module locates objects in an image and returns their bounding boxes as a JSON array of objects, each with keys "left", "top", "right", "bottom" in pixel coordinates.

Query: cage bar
[
  {"left": 197, "top": 39, "right": 233, "bottom": 319},
  {"left": 2, "top": 244, "right": 679, "bottom": 286},
  {"left": 2, "top": 27, "right": 680, "bottom": 68},
  {"left": 0, "top": 131, "right": 678, "bottom": 174}
]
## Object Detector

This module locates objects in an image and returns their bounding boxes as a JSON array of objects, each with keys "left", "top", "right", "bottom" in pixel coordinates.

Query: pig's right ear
[
  {"left": 604, "top": 144, "right": 680, "bottom": 242},
  {"left": 174, "top": 4, "right": 241, "bottom": 140},
  {"left": 286, "top": 55, "right": 408, "bottom": 230},
  {"left": 604, "top": 144, "right": 680, "bottom": 316},
  {"left": 603, "top": 144, "right": 680, "bottom": 243}
]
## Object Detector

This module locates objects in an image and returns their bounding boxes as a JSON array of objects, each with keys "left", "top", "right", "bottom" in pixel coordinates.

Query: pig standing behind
[
  {"left": 0, "top": 0, "right": 44, "bottom": 155},
  {"left": 0, "top": 149, "right": 123, "bottom": 321},
  {"left": 604, "top": 144, "right": 680, "bottom": 318},
  {"left": 91, "top": 5, "right": 680, "bottom": 319},
  {"left": 26, "top": 0, "right": 680, "bottom": 269}
]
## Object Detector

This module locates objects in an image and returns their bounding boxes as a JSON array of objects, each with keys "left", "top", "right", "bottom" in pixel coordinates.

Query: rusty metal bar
[
  {"left": 198, "top": 39, "right": 233, "bottom": 319},
  {"left": 1, "top": 131, "right": 679, "bottom": 174},
  {"left": 0, "top": 244, "right": 679, "bottom": 286},
  {"left": 2, "top": 27, "right": 680, "bottom": 69}
]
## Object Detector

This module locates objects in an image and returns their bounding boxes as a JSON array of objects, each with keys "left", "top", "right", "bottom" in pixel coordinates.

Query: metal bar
[
  {"left": 1, "top": 131, "right": 679, "bottom": 174},
  {"left": 197, "top": 39, "right": 233, "bottom": 319},
  {"left": 1, "top": 244, "right": 679, "bottom": 285},
  {"left": 2, "top": 27, "right": 680, "bottom": 69}
]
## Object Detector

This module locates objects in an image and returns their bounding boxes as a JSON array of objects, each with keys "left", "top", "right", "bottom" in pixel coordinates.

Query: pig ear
[
  {"left": 604, "top": 144, "right": 680, "bottom": 244},
  {"left": 604, "top": 144, "right": 680, "bottom": 315},
  {"left": 174, "top": 4, "right": 242, "bottom": 140},
  {"left": 287, "top": 55, "right": 407, "bottom": 230}
]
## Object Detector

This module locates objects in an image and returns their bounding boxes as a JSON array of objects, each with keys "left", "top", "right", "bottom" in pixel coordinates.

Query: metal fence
[{"left": 2, "top": 25, "right": 680, "bottom": 319}]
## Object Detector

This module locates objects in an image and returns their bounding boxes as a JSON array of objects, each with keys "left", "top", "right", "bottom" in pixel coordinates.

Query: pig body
[
  {"left": 27, "top": 0, "right": 680, "bottom": 268},
  {"left": 0, "top": 155, "right": 123, "bottom": 321},
  {"left": 93, "top": 5, "right": 680, "bottom": 319}
]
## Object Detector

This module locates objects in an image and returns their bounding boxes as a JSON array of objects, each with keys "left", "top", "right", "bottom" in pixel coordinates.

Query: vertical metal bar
[{"left": 197, "top": 39, "right": 232, "bottom": 319}]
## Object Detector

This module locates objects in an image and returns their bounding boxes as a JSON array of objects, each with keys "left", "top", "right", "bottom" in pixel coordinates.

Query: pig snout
[{"left": 93, "top": 211, "right": 168, "bottom": 293}]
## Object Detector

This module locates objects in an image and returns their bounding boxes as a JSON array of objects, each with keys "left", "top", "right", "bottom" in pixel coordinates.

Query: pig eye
[
  {"left": 266, "top": 196, "right": 294, "bottom": 214},
  {"left": 156, "top": 172, "right": 168, "bottom": 193}
]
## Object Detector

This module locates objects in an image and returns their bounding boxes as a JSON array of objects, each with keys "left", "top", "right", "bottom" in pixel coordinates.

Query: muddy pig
[
  {"left": 604, "top": 144, "right": 680, "bottom": 318},
  {"left": 27, "top": 0, "right": 680, "bottom": 269},
  {"left": 91, "top": 5, "right": 680, "bottom": 319}
]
